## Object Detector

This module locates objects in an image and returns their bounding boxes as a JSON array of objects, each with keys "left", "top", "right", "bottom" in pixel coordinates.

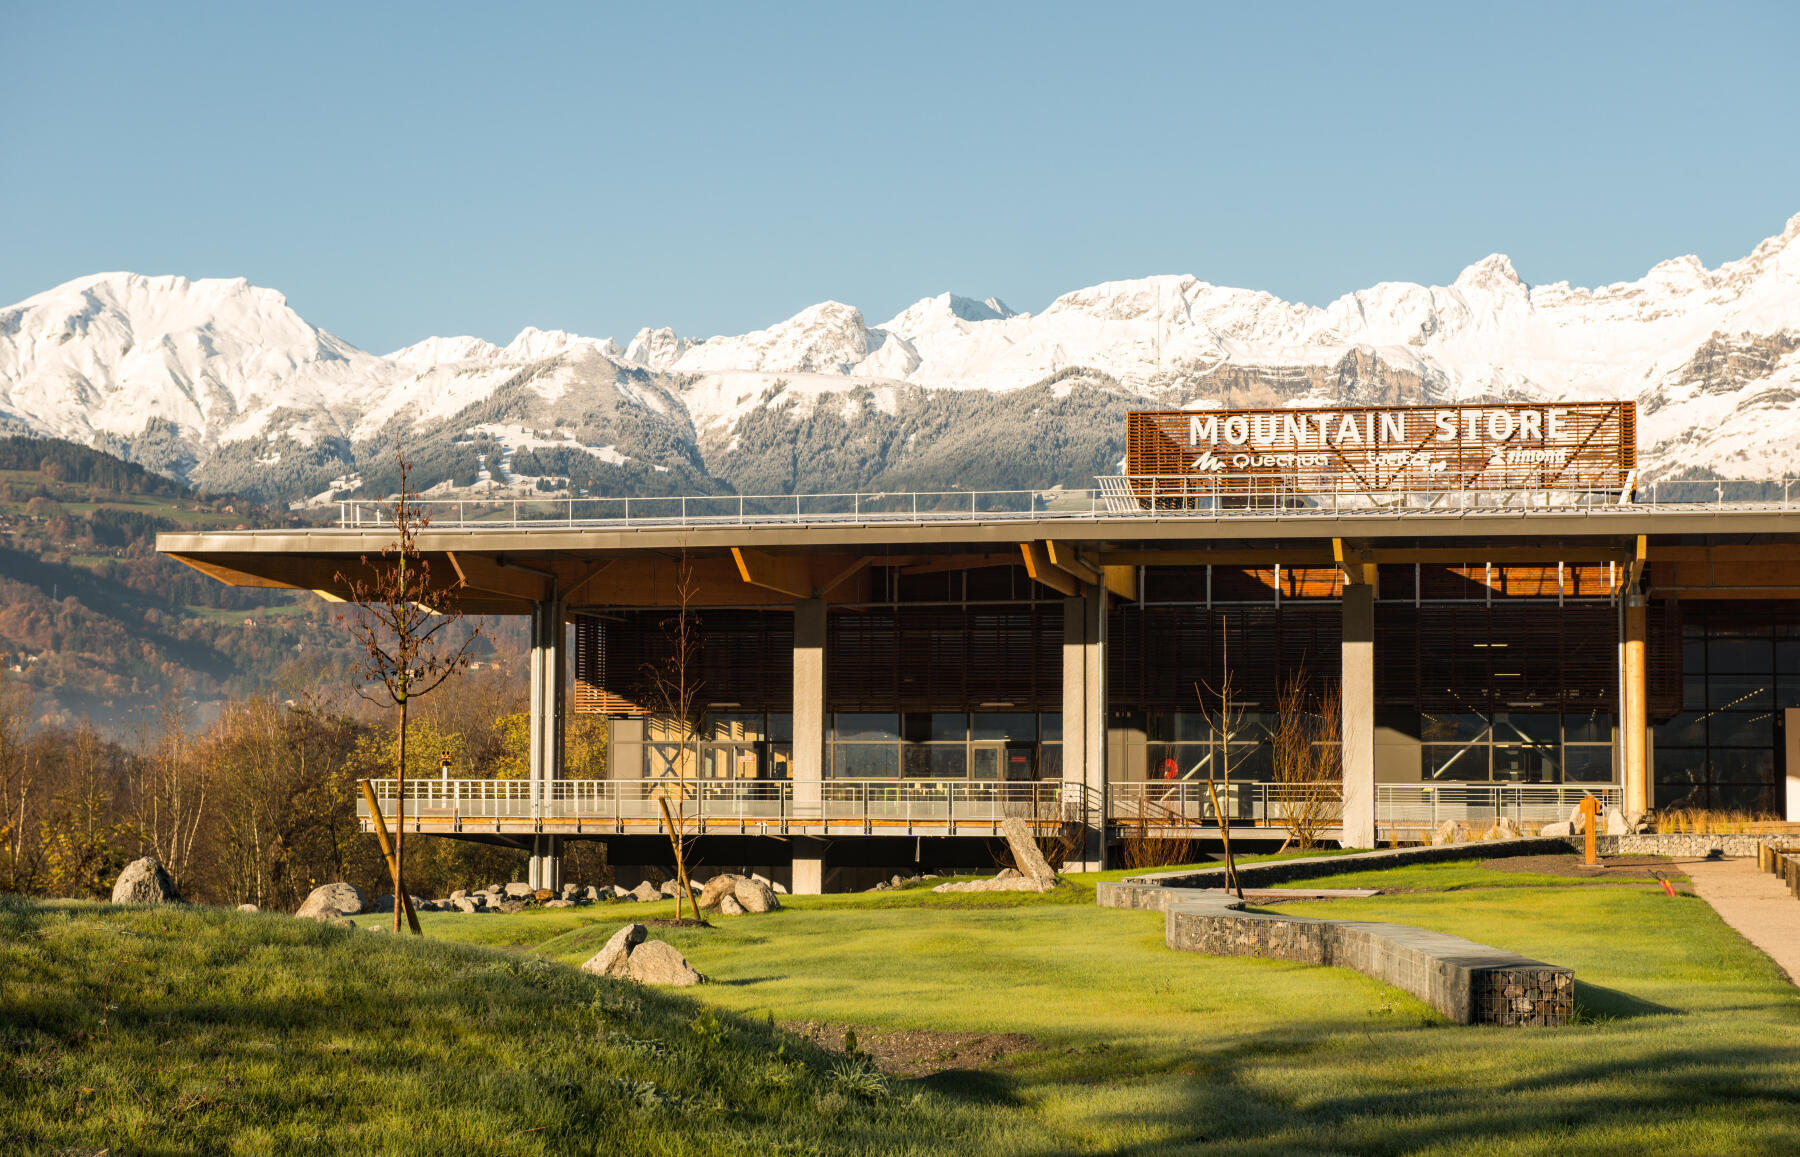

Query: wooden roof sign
[{"left": 1126, "top": 401, "right": 1636, "bottom": 497}]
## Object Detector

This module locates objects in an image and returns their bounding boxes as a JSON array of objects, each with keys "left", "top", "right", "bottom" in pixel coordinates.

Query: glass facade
[
  {"left": 830, "top": 712, "right": 1059, "bottom": 780},
  {"left": 1419, "top": 711, "right": 1614, "bottom": 784},
  {"left": 1653, "top": 620, "right": 1797, "bottom": 811}
]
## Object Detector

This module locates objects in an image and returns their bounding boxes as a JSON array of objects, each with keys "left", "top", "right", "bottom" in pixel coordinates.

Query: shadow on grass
[
  {"left": 1044, "top": 1024, "right": 1800, "bottom": 1157},
  {"left": 912, "top": 1068, "right": 1026, "bottom": 1107},
  {"left": 1575, "top": 980, "right": 1676, "bottom": 1020}
]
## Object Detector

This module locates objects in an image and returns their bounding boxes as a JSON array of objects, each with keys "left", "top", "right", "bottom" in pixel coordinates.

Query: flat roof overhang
[{"left": 157, "top": 506, "right": 1800, "bottom": 612}]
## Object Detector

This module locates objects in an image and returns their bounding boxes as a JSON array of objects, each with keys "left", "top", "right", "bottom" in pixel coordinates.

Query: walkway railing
[
  {"left": 335, "top": 475, "right": 1798, "bottom": 531},
  {"left": 1375, "top": 783, "right": 1622, "bottom": 830},
  {"left": 358, "top": 777, "right": 1085, "bottom": 836},
  {"left": 1108, "top": 780, "right": 1345, "bottom": 829}
]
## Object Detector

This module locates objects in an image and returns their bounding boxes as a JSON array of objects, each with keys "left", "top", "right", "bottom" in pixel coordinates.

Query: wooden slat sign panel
[{"left": 1127, "top": 402, "right": 1635, "bottom": 495}]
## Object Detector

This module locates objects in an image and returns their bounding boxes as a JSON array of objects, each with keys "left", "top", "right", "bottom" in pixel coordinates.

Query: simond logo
[{"left": 1190, "top": 450, "right": 1226, "bottom": 473}]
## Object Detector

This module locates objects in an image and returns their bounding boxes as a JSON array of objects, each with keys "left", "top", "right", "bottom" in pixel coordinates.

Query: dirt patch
[
  {"left": 784, "top": 1020, "right": 1037, "bottom": 1078},
  {"left": 644, "top": 917, "right": 713, "bottom": 930},
  {"left": 1481, "top": 853, "right": 1684, "bottom": 881}
]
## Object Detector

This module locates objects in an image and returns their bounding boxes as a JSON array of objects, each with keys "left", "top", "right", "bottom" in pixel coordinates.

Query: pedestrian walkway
[{"left": 1684, "top": 856, "right": 1800, "bottom": 987}]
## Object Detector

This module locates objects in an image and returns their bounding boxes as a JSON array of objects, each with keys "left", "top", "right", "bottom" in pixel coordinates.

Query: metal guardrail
[
  {"left": 358, "top": 777, "right": 1084, "bottom": 836},
  {"left": 1375, "top": 783, "right": 1622, "bottom": 829},
  {"left": 1108, "top": 780, "right": 1345, "bottom": 829},
  {"left": 335, "top": 476, "right": 1799, "bottom": 531}
]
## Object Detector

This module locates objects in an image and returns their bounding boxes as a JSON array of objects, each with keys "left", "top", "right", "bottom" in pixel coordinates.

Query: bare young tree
[
  {"left": 641, "top": 557, "right": 701, "bottom": 919},
  {"left": 1273, "top": 667, "right": 1342, "bottom": 851},
  {"left": 127, "top": 687, "right": 211, "bottom": 891},
  {"left": 1197, "top": 617, "right": 1245, "bottom": 899},
  {"left": 336, "top": 458, "right": 479, "bottom": 933},
  {"left": 0, "top": 673, "right": 40, "bottom": 893}
]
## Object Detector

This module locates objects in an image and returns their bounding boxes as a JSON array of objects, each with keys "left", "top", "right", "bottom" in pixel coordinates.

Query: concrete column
[
  {"left": 791, "top": 835, "right": 825, "bottom": 896},
  {"left": 792, "top": 597, "right": 826, "bottom": 818},
  {"left": 1622, "top": 593, "right": 1649, "bottom": 813},
  {"left": 527, "top": 598, "right": 564, "bottom": 891},
  {"left": 1340, "top": 584, "right": 1376, "bottom": 848},
  {"left": 1062, "top": 589, "right": 1107, "bottom": 870}
]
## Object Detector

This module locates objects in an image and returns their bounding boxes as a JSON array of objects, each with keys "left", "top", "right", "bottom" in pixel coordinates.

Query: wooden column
[
  {"left": 1622, "top": 593, "right": 1649, "bottom": 814},
  {"left": 1340, "top": 584, "right": 1376, "bottom": 848},
  {"left": 791, "top": 598, "right": 826, "bottom": 893}
]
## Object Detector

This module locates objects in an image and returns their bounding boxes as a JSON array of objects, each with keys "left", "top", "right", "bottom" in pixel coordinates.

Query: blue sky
[{"left": 3, "top": 2, "right": 1797, "bottom": 353}]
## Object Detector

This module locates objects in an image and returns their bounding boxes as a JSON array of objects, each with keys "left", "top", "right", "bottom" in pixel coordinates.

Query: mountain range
[{"left": 4, "top": 214, "right": 1799, "bottom": 506}]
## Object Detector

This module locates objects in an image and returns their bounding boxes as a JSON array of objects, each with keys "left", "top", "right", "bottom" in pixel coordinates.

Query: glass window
[
  {"left": 971, "top": 712, "right": 1036, "bottom": 741},
  {"left": 1492, "top": 713, "right": 1559, "bottom": 745},
  {"left": 1425, "top": 744, "right": 1487, "bottom": 780},
  {"left": 702, "top": 712, "right": 765, "bottom": 742},
  {"left": 1652, "top": 749, "right": 1705, "bottom": 786},
  {"left": 1421, "top": 713, "right": 1487, "bottom": 743},
  {"left": 902, "top": 745, "right": 966, "bottom": 778},
  {"left": 1563, "top": 746, "right": 1614, "bottom": 783},
  {"left": 1776, "top": 680, "right": 1800, "bottom": 710},
  {"left": 1563, "top": 712, "right": 1613, "bottom": 743},
  {"left": 833, "top": 744, "right": 899, "bottom": 777},
  {"left": 1493, "top": 745, "right": 1558, "bottom": 784},
  {"left": 1039, "top": 743, "right": 1063, "bottom": 778},
  {"left": 1708, "top": 749, "right": 1775, "bottom": 783},
  {"left": 1654, "top": 712, "right": 1706, "bottom": 748},
  {"left": 767, "top": 714, "right": 793, "bottom": 742},
  {"left": 1708, "top": 638, "right": 1773, "bottom": 672},
  {"left": 1683, "top": 677, "right": 1706, "bottom": 711},
  {"left": 835, "top": 713, "right": 899, "bottom": 741},
  {"left": 1708, "top": 677, "right": 1772, "bottom": 710},
  {"left": 1040, "top": 713, "right": 1062, "bottom": 742},
  {"left": 1228, "top": 743, "right": 1274, "bottom": 782},
  {"left": 1148, "top": 743, "right": 1213, "bottom": 780},
  {"left": 1709, "top": 712, "right": 1775, "bottom": 748},
  {"left": 1708, "top": 783, "right": 1771, "bottom": 811},
  {"left": 1682, "top": 639, "right": 1706, "bottom": 673},
  {"left": 903, "top": 713, "right": 967, "bottom": 743},
  {"left": 1778, "top": 640, "right": 1800, "bottom": 675}
]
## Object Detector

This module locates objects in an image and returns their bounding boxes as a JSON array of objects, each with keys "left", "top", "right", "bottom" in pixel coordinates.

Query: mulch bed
[
  {"left": 644, "top": 917, "right": 713, "bottom": 929},
  {"left": 784, "top": 1020, "right": 1037, "bottom": 1078},
  {"left": 1481, "top": 853, "right": 1683, "bottom": 881}
]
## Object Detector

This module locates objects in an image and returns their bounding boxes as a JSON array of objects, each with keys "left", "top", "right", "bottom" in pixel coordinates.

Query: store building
[{"left": 158, "top": 401, "right": 1800, "bottom": 891}]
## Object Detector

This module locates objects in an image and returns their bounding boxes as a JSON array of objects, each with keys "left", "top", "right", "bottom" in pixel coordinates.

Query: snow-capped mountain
[{"left": 3, "top": 213, "right": 1798, "bottom": 504}]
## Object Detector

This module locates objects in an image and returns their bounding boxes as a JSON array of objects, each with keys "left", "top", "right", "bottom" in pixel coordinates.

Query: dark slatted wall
[
  {"left": 1109, "top": 604, "right": 1342, "bottom": 710},
  {"left": 832, "top": 607, "right": 1063, "bottom": 712},
  {"left": 1374, "top": 603, "right": 1617, "bottom": 712}
]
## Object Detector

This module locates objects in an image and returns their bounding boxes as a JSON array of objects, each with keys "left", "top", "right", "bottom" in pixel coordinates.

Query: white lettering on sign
[{"left": 1186, "top": 406, "right": 1577, "bottom": 449}]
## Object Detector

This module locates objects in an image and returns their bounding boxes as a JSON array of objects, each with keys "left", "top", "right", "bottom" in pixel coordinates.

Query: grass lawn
[{"left": 9, "top": 856, "right": 1799, "bottom": 1154}]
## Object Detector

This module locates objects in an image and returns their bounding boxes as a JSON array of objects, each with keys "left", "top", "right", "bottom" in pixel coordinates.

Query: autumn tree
[{"left": 336, "top": 458, "right": 479, "bottom": 933}]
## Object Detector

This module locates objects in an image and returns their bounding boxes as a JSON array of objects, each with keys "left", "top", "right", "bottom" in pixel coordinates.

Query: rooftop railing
[{"left": 334, "top": 475, "right": 1797, "bottom": 531}]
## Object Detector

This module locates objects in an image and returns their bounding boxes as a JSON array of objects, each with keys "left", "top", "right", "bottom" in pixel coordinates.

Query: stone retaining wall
[
  {"left": 1100, "top": 846, "right": 1576, "bottom": 1026},
  {"left": 1590, "top": 833, "right": 1774, "bottom": 858}
]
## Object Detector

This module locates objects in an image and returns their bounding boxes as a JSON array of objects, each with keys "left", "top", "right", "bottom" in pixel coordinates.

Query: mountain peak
[{"left": 1453, "top": 254, "right": 1523, "bottom": 292}]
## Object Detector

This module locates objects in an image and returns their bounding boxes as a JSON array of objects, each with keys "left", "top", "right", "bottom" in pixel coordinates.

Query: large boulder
[
  {"left": 717, "top": 894, "right": 746, "bottom": 916},
  {"left": 734, "top": 877, "right": 780, "bottom": 914},
  {"left": 451, "top": 897, "right": 480, "bottom": 914},
  {"left": 1541, "top": 821, "right": 1573, "bottom": 838},
  {"left": 1430, "top": 819, "right": 1459, "bottom": 847},
  {"left": 295, "top": 882, "right": 365, "bottom": 920},
  {"left": 581, "top": 923, "right": 647, "bottom": 979},
  {"left": 626, "top": 939, "right": 703, "bottom": 986},
  {"left": 111, "top": 857, "right": 179, "bottom": 904},
  {"left": 1000, "top": 817, "right": 1058, "bottom": 883},
  {"left": 504, "top": 882, "right": 535, "bottom": 899},
  {"left": 1604, "top": 807, "right": 1630, "bottom": 836},
  {"left": 697, "top": 874, "right": 744, "bottom": 911},
  {"left": 629, "top": 881, "right": 661, "bottom": 904},
  {"left": 236, "top": 903, "right": 259, "bottom": 913}
]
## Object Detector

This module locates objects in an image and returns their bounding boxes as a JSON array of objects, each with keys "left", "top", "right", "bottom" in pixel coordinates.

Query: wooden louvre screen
[
  {"left": 830, "top": 607, "right": 1063, "bottom": 713},
  {"left": 572, "top": 615, "right": 647, "bottom": 715},
  {"left": 573, "top": 610, "right": 794, "bottom": 715},
  {"left": 1374, "top": 603, "right": 1618, "bottom": 713},
  {"left": 1108, "top": 604, "right": 1344, "bottom": 710}
]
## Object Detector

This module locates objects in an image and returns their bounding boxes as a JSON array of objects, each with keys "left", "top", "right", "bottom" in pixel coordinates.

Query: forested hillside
[{"left": 0, "top": 437, "right": 366, "bottom": 729}]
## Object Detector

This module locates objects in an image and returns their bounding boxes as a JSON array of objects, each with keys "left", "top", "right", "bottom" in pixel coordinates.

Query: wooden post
[
  {"left": 1580, "top": 796, "right": 1599, "bottom": 867},
  {"left": 656, "top": 795, "right": 694, "bottom": 919},
  {"left": 360, "top": 780, "right": 423, "bottom": 935}
]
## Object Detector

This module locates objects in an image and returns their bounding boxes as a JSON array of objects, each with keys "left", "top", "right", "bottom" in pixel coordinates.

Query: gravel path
[{"left": 1684, "top": 856, "right": 1800, "bottom": 987}]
